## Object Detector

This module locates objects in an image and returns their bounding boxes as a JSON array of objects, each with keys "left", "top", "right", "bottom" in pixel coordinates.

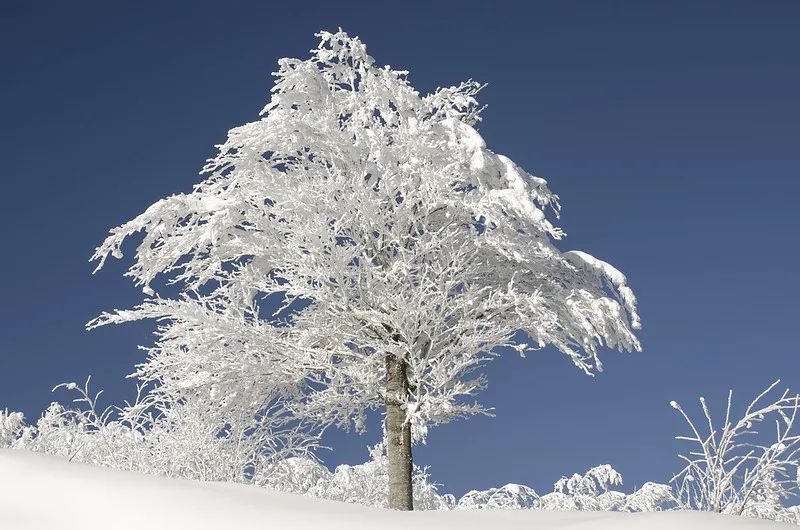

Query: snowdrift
[{"left": 0, "top": 450, "right": 792, "bottom": 530}]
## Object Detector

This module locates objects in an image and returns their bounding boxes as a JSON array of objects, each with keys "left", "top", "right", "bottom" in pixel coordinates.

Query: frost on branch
[
  {"left": 89, "top": 29, "right": 640, "bottom": 447},
  {"left": 671, "top": 381, "right": 800, "bottom": 523}
]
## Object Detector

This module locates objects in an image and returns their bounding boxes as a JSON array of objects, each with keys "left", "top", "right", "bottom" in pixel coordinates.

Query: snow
[
  {"left": 563, "top": 250, "right": 641, "bottom": 330},
  {"left": 0, "top": 450, "right": 793, "bottom": 530}
]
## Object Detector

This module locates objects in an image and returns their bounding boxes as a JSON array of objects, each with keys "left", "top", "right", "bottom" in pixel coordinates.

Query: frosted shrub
[
  {"left": 540, "top": 465, "right": 672, "bottom": 512},
  {"left": 622, "top": 482, "right": 675, "bottom": 512},
  {"left": 671, "top": 380, "right": 800, "bottom": 522},
  {"left": 316, "top": 445, "right": 454, "bottom": 510},
  {"left": 263, "top": 444, "right": 453, "bottom": 510},
  {"left": 5, "top": 379, "right": 317, "bottom": 484},
  {"left": 6, "top": 396, "right": 449, "bottom": 511},
  {"left": 554, "top": 464, "right": 623, "bottom": 497},
  {"left": 257, "top": 456, "right": 333, "bottom": 494},
  {"left": 458, "top": 484, "right": 539, "bottom": 509},
  {"left": 0, "top": 410, "right": 28, "bottom": 448},
  {"left": 457, "top": 464, "right": 673, "bottom": 512},
  {"left": 539, "top": 464, "right": 624, "bottom": 511}
]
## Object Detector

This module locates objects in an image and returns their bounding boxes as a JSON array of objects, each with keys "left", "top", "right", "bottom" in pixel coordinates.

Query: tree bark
[{"left": 385, "top": 354, "right": 414, "bottom": 510}]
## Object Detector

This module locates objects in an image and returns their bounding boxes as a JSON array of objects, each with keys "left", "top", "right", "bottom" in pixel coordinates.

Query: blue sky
[{"left": 1, "top": 1, "right": 798, "bottom": 497}]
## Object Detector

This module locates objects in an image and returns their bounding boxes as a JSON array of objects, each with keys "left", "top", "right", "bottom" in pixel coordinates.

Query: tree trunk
[{"left": 385, "top": 354, "right": 413, "bottom": 510}]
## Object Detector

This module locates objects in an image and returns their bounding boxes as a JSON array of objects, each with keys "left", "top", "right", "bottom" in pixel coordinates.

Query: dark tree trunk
[{"left": 385, "top": 354, "right": 414, "bottom": 510}]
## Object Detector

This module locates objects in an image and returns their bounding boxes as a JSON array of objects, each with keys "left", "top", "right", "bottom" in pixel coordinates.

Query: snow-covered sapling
[{"left": 671, "top": 380, "right": 800, "bottom": 522}]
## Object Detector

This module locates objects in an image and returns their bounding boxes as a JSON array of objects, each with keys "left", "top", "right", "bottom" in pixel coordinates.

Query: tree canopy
[{"left": 90, "top": 29, "right": 640, "bottom": 451}]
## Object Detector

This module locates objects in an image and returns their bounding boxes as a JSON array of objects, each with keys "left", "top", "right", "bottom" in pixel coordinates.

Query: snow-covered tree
[
  {"left": 670, "top": 381, "right": 800, "bottom": 522},
  {"left": 89, "top": 30, "right": 641, "bottom": 509}
]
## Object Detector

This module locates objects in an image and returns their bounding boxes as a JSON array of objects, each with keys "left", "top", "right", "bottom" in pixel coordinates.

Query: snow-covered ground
[{"left": 0, "top": 450, "right": 792, "bottom": 530}]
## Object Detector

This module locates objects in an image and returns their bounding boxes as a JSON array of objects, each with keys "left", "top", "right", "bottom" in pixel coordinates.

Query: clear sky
[{"left": 1, "top": 1, "right": 798, "bottom": 498}]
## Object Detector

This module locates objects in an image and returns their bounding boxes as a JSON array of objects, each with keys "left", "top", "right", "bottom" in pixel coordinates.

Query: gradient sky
[{"left": 1, "top": 1, "right": 798, "bottom": 498}]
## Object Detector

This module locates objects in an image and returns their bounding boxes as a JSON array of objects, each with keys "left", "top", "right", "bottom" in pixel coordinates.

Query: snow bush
[
  {"left": 0, "top": 409, "right": 28, "bottom": 448},
  {"left": 258, "top": 456, "right": 333, "bottom": 494},
  {"left": 262, "top": 444, "right": 454, "bottom": 510},
  {"left": 458, "top": 483, "right": 539, "bottom": 509},
  {"left": 670, "top": 380, "right": 800, "bottom": 523},
  {"left": 540, "top": 464, "right": 626, "bottom": 511},
  {"left": 554, "top": 464, "right": 623, "bottom": 497},
  {"left": 457, "top": 465, "right": 674, "bottom": 512},
  {"left": 4, "top": 385, "right": 451, "bottom": 510},
  {"left": 4, "top": 379, "right": 317, "bottom": 484},
  {"left": 541, "top": 465, "right": 673, "bottom": 512},
  {"left": 623, "top": 482, "right": 676, "bottom": 513},
  {"left": 317, "top": 444, "right": 455, "bottom": 510}
]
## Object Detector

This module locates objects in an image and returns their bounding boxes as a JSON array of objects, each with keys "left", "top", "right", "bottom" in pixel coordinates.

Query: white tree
[{"left": 90, "top": 30, "right": 641, "bottom": 509}]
